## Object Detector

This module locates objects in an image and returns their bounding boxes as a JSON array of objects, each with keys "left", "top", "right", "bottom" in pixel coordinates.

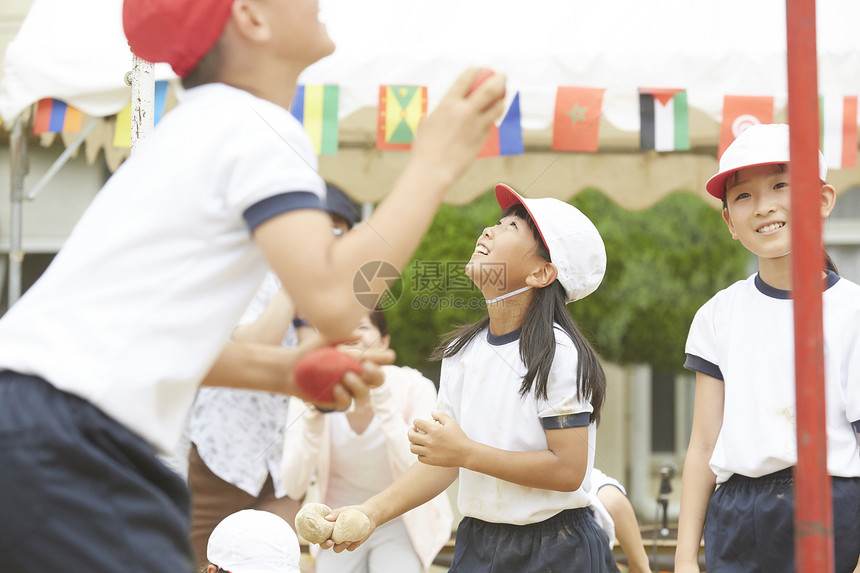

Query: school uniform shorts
[
  {"left": 450, "top": 506, "right": 620, "bottom": 573},
  {"left": 704, "top": 467, "right": 860, "bottom": 573},
  {"left": 0, "top": 371, "right": 194, "bottom": 573}
]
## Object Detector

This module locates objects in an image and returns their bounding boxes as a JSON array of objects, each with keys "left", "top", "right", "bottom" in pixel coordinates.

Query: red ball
[{"left": 294, "top": 347, "right": 362, "bottom": 403}]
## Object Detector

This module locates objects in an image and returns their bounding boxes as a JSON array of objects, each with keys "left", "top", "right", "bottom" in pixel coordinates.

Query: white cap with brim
[
  {"left": 207, "top": 510, "right": 301, "bottom": 573},
  {"left": 706, "top": 123, "right": 828, "bottom": 200},
  {"left": 495, "top": 184, "right": 606, "bottom": 303}
]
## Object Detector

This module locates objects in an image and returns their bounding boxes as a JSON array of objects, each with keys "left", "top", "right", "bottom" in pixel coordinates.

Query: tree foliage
[{"left": 384, "top": 188, "right": 750, "bottom": 382}]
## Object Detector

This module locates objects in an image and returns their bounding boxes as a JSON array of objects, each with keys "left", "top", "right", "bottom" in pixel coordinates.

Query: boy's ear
[
  {"left": 229, "top": 0, "right": 272, "bottom": 43},
  {"left": 820, "top": 183, "right": 836, "bottom": 219},
  {"left": 525, "top": 261, "right": 559, "bottom": 289},
  {"left": 721, "top": 208, "right": 739, "bottom": 240}
]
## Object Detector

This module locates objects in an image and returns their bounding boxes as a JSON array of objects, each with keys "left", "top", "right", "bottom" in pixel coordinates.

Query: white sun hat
[
  {"left": 207, "top": 510, "right": 301, "bottom": 573},
  {"left": 495, "top": 183, "right": 606, "bottom": 303},
  {"left": 706, "top": 123, "right": 827, "bottom": 199}
]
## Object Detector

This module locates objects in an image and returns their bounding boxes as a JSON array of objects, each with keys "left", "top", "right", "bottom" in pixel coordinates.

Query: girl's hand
[
  {"left": 408, "top": 412, "right": 471, "bottom": 467},
  {"left": 673, "top": 562, "right": 701, "bottom": 573}
]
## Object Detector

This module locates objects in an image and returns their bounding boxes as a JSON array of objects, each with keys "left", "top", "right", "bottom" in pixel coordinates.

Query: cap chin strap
[{"left": 485, "top": 285, "right": 532, "bottom": 305}]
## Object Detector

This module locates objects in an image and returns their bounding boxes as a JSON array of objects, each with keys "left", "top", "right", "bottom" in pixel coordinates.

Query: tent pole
[
  {"left": 130, "top": 55, "right": 155, "bottom": 152},
  {"left": 785, "top": 1, "right": 834, "bottom": 572},
  {"left": 8, "top": 116, "right": 28, "bottom": 308}
]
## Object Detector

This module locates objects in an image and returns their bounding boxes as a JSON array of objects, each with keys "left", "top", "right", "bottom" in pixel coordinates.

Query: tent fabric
[
  {"left": 0, "top": 0, "right": 175, "bottom": 121},
  {"left": 1, "top": 0, "right": 859, "bottom": 208}
]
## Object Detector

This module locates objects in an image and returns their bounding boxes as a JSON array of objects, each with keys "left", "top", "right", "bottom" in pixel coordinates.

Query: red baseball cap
[{"left": 123, "top": 0, "right": 235, "bottom": 78}]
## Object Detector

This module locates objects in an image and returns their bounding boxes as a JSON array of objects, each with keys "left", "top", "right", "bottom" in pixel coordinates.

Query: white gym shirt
[
  {"left": 437, "top": 325, "right": 596, "bottom": 525},
  {"left": 0, "top": 83, "right": 326, "bottom": 454},
  {"left": 685, "top": 271, "right": 860, "bottom": 484}
]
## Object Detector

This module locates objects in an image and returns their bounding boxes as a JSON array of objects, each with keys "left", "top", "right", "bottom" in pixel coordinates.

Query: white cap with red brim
[{"left": 495, "top": 183, "right": 606, "bottom": 303}]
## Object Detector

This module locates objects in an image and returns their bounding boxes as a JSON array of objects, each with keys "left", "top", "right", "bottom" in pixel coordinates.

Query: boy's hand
[
  {"left": 411, "top": 67, "right": 507, "bottom": 185},
  {"left": 408, "top": 412, "right": 470, "bottom": 467},
  {"left": 317, "top": 504, "right": 378, "bottom": 553},
  {"left": 292, "top": 334, "right": 394, "bottom": 411}
]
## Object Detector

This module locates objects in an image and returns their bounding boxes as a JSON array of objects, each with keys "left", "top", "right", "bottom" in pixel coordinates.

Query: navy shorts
[
  {"left": 704, "top": 467, "right": 860, "bottom": 573},
  {"left": 0, "top": 371, "right": 194, "bottom": 572},
  {"left": 450, "top": 506, "right": 620, "bottom": 573}
]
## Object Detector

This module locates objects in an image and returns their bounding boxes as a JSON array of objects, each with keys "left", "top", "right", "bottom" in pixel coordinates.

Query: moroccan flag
[
  {"left": 33, "top": 99, "right": 83, "bottom": 135},
  {"left": 291, "top": 84, "right": 339, "bottom": 155},
  {"left": 478, "top": 92, "right": 524, "bottom": 158},
  {"left": 639, "top": 88, "right": 690, "bottom": 151},
  {"left": 820, "top": 95, "right": 858, "bottom": 169},
  {"left": 377, "top": 85, "right": 427, "bottom": 151},
  {"left": 551, "top": 87, "right": 604, "bottom": 152},
  {"left": 718, "top": 95, "right": 774, "bottom": 158}
]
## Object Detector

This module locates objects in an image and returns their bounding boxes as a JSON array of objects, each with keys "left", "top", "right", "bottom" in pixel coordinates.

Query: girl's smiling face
[
  {"left": 466, "top": 212, "right": 547, "bottom": 298},
  {"left": 722, "top": 164, "right": 793, "bottom": 261}
]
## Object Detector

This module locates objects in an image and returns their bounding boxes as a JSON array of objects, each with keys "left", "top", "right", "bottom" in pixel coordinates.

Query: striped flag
[
  {"left": 718, "top": 95, "right": 774, "bottom": 158},
  {"left": 153, "top": 80, "right": 169, "bottom": 125},
  {"left": 113, "top": 81, "right": 172, "bottom": 148},
  {"left": 478, "top": 92, "right": 524, "bottom": 157},
  {"left": 551, "top": 87, "right": 604, "bottom": 153},
  {"left": 376, "top": 85, "right": 427, "bottom": 151},
  {"left": 820, "top": 95, "right": 858, "bottom": 169},
  {"left": 33, "top": 99, "right": 83, "bottom": 135},
  {"left": 113, "top": 102, "right": 132, "bottom": 148},
  {"left": 291, "top": 84, "right": 339, "bottom": 155},
  {"left": 639, "top": 88, "right": 689, "bottom": 152}
]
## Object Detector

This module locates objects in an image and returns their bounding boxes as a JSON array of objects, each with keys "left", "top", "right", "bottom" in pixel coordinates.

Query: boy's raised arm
[{"left": 254, "top": 69, "right": 506, "bottom": 342}]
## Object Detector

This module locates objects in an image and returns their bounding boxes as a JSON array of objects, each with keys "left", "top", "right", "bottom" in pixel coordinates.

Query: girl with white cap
[
  {"left": 675, "top": 124, "right": 860, "bottom": 573},
  {"left": 319, "top": 184, "right": 618, "bottom": 572}
]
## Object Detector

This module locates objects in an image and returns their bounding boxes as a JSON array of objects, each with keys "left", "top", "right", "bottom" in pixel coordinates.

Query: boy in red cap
[{"left": 0, "top": 1, "right": 506, "bottom": 571}]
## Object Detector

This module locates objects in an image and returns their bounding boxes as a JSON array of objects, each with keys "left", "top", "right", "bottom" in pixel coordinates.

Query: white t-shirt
[
  {"left": 437, "top": 325, "right": 596, "bottom": 525},
  {"left": 0, "top": 84, "right": 326, "bottom": 454},
  {"left": 685, "top": 271, "right": 860, "bottom": 484}
]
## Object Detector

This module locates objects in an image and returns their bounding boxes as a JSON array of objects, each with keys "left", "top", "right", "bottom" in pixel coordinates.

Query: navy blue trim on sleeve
[
  {"left": 852, "top": 420, "right": 860, "bottom": 434},
  {"left": 542, "top": 412, "right": 591, "bottom": 430},
  {"left": 242, "top": 191, "right": 323, "bottom": 232},
  {"left": 684, "top": 353, "right": 724, "bottom": 381}
]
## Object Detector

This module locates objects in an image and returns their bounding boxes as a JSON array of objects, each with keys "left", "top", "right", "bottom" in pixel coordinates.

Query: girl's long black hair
[{"left": 432, "top": 204, "right": 606, "bottom": 424}]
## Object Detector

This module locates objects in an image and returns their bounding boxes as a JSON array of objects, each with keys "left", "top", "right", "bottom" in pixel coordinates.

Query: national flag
[
  {"left": 113, "top": 102, "right": 132, "bottom": 148},
  {"left": 377, "top": 85, "right": 427, "bottom": 151},
  {"left": 478, "top": 92, "right": 524, "bottom": 158},
  {"left": 820, "top": 95, "right": 858, "bottom": 169},
  {"left": 113, "top": 82, "right": 170, "bottom": 148},
  {"left": 551, "top": 87, "right": 604, "bottom": 153},
  {"left": 718, "top": 95, "right": 774, "bottom": 158},
  {"left": 639, "top": 88, "right": 690, "bottom": 152},
  {"left": 33, "top": 99, "right": 83, "bottom": 135},
  {"left": 291, "top": 84, "right": 339, "bottom": 155}
]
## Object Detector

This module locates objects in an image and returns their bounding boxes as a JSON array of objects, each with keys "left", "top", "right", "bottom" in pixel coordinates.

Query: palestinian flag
[{"left": 639, "top": 88, "right": 689, "bottom": 152}]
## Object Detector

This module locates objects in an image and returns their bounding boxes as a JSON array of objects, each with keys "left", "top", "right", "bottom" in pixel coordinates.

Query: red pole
[{"left": 785, "top": 1, "right": 834, "bottom": 572}]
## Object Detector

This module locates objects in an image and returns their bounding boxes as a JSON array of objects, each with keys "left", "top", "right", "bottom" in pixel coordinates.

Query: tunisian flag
[{"left": 718, "top": 95, "right": 774, "bottom": 158}]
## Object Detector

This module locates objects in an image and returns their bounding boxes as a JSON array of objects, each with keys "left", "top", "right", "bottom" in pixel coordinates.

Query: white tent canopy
[
  {"left": 4, "top": 0, "right": 859, "bottom": 129},
  {"left": 1, "top": 0, "right": 859, "bottom": 208}
]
